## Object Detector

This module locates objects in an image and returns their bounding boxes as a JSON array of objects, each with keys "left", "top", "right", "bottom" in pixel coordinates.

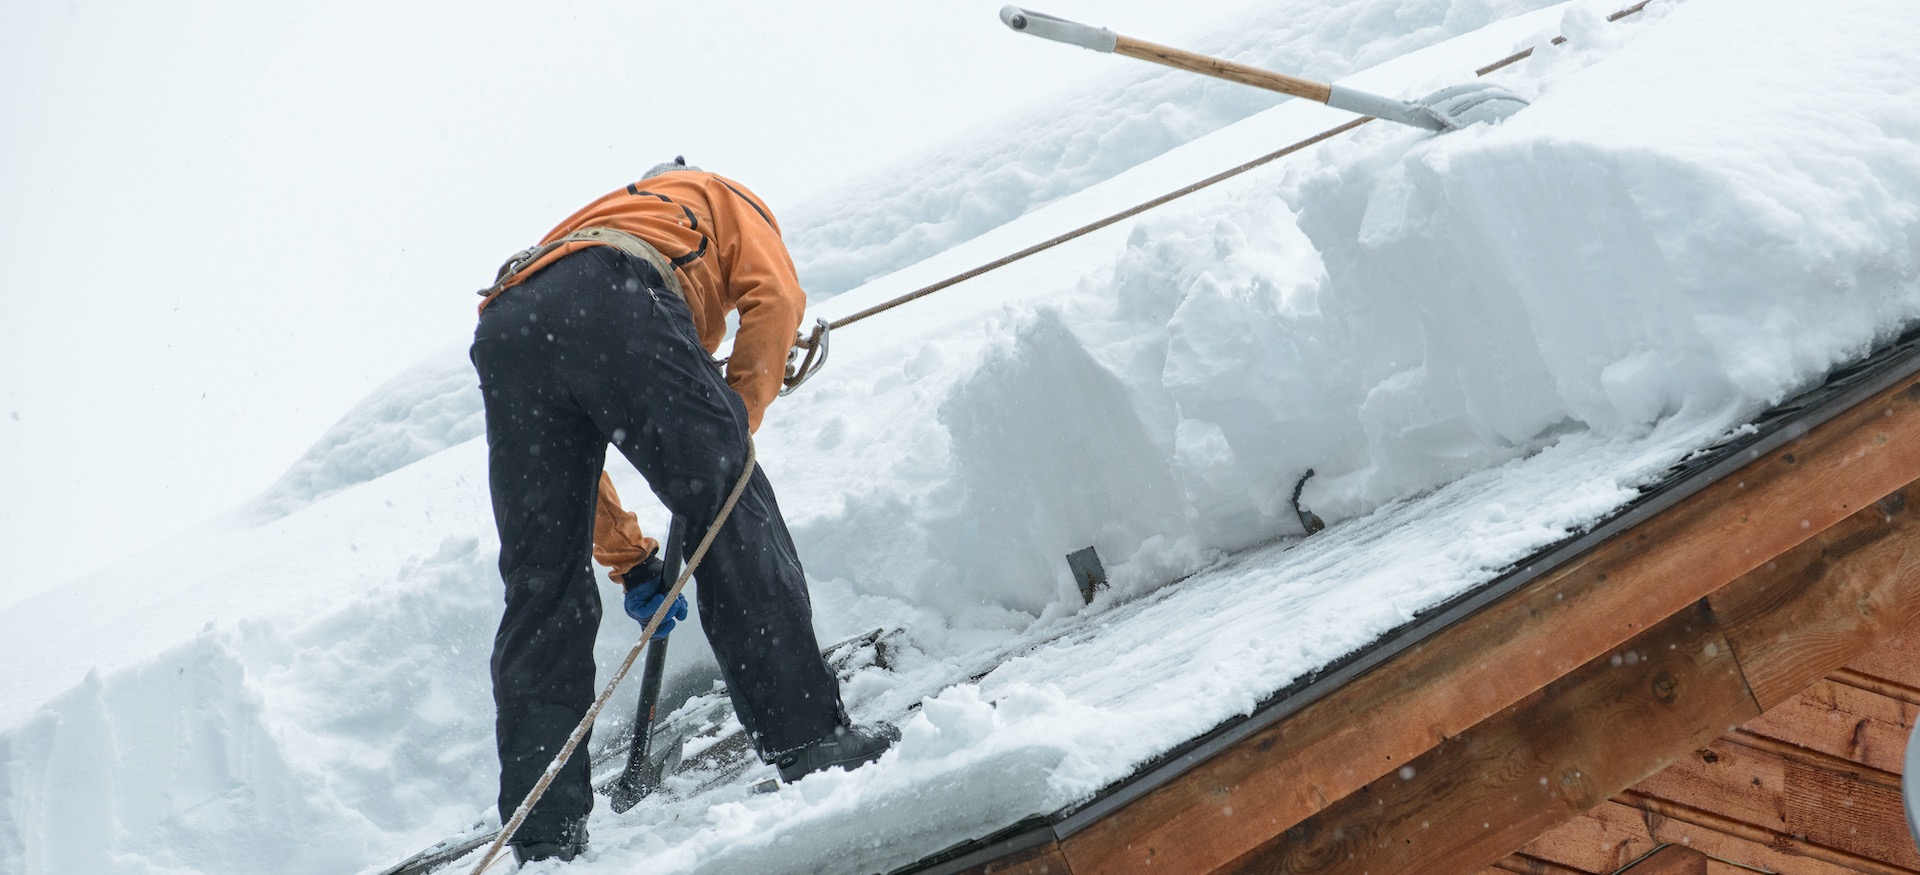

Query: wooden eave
[
  {"left": 1501, "top": 631, "right": 1920, "bottom": 874},
  {"left": 899, "top": 335, "right": 1920, "bottom": 875}
]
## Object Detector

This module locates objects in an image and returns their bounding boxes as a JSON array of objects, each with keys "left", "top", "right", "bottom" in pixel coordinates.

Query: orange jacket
[
  {"left": 592, "top": 472, "right": 658, "bottom": 583},
  {"left": 486, "top": 170, "right": 807, "bottom": 582}
]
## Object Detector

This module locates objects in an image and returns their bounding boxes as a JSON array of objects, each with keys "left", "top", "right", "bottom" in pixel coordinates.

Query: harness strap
[{"left": 477, "top": 227, "right": 687, "bottom": 304}]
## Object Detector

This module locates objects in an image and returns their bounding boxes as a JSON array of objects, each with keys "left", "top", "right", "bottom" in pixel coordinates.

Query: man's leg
[
  {"left": 564, "top": 250, "right": 847, "bottom": 759},
  {"left": 471, "top": 258, "right": 613, "bottom": 843}
]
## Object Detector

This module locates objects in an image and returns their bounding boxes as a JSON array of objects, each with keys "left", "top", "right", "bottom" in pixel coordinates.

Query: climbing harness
[
  {"left": 477, "top": 226, "right": 687, "bottom": 305},
  {"left": 469, "top": 441, "right": 760, "bottom": 875}
]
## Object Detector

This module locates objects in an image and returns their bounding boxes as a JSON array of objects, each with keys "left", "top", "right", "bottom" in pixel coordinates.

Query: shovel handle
[
  {"left": 608, "top": 514, "right": 687, "bottom": 813},
  {"left": 1000, "top": 6, "right": 1331, "bottom": 103},
  {"left": 1113, "top": 36, "right": 1331, "bottom": 104}
]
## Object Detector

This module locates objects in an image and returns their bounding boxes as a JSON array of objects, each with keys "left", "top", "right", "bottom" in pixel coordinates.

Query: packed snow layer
[{"left": 4, "top": 0, "right": 1920, "bottom": 873}]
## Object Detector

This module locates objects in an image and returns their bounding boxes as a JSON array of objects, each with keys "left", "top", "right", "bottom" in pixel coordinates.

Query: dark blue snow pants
[{"left": 470, "top": 245, "right": 846, "bottom": 842}]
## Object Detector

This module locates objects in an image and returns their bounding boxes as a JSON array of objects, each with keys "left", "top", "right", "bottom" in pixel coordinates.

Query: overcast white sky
[{"left": 0, "top": 0, "right": 1265, "bottom": 607}]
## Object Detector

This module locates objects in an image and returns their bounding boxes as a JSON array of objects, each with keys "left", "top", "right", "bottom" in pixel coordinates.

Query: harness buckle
[{"left": 478, "top": 245, "right": 547, "bottom": 297}]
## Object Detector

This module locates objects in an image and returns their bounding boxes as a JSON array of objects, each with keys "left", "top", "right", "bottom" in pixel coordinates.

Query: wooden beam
[
  {"left": 1057, "top": 374, "right": 1920, "bottom": 875},
  {"left": 1210, "top": 479, "right": 1920, "bottom": 875},
  {"left": 1709, "top": 487, "right": 1920, "bottom": 708},
  {"left": 1512, "top": 621, "right": 1920, "bottom": 874},
  {"left": 1215, "top": 603, "right": 1760, "bottom": 874},
  {"left": 1617, "top": 845, "right": 1709, "bottom": 875}
]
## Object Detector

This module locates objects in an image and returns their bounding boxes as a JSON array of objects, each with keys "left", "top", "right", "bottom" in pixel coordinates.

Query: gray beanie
[{"left": 642, "top": 155, "right": 703, "bottom": 179}]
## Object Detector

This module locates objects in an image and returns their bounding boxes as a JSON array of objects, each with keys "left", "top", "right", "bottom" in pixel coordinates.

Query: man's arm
[
  {"left": 593, "top": 472, "right": 658, "bottom": 585},
  {"left": 710, "top": 176, "right": 806, "bottom": 432}
]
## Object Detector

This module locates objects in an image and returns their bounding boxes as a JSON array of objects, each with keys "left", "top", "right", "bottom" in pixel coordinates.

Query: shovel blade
[
  {"left": 1421, "top": 82, "right": 1529, "bottom": 129},
  {"left": 606, "top": 758, "right": 667, "bottom": 813}
]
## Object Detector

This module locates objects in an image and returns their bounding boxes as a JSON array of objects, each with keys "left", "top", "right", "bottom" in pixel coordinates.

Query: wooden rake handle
[
  {"left": 1000, "top": 6, "right": 1451, "bottom": 131},
  {"left": 1113, "top": 35, "right": 1331, "bottom": 103},
  {"left": 999, "top": 6, "right": 1333, "bottom": 103}
]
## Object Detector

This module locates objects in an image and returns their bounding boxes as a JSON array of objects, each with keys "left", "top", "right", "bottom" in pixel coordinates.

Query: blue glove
[{"left": 622, "top": 554, "right": 688, "bottom": 640}]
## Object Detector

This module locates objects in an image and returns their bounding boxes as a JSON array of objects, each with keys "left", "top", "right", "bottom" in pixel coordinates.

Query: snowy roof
[
  {"left": 6, "top": 0, "right": 1920, "bottom": 874},
  {"left": 894, "top": 323, "right": 1920, "bottom": 873}
]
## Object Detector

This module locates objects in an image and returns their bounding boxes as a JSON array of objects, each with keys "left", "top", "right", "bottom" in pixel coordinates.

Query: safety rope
[
  {"left": 468, "top": 440, "right": 760, "bottom": 875},
  {"left": 798, "top": 0, "right": 1651, "bottom": 344},
  {"left": 812, "top": 118, "right": 1369, "bottom": 336}
]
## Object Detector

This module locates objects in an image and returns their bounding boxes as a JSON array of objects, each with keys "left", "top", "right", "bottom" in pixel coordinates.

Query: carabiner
[{"left": 780, "top": 318, "right": 831, "bottom": 396}]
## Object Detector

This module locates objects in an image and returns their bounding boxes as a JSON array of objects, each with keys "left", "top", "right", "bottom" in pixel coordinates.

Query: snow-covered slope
[{"left": 4, "top": 0, "right": 1920, "bottom": 873}]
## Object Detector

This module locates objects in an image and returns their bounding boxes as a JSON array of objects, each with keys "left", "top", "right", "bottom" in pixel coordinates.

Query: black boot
[
  {"left": 511, "top": 819, "right": 587, "bottom": 866},
  {"left": 774, "top": 722, "right": 900, "bottom": 784}
]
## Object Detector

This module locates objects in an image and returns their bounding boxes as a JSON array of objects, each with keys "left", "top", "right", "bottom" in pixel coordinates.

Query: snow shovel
[
  {"left": 999, "top": 6, "right": 1528, "bottom": 131},
  {"left": 605, "top": 514, "right": 687, "bottom": 813}
]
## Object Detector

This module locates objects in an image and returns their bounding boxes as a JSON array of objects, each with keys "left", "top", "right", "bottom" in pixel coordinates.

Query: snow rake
[{"left": 999, "top": 6, "right": 1528, "bottom": 132}]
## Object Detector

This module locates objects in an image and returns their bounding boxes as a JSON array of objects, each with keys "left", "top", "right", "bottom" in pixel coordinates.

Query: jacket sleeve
[
  {"left": 711, "top": 177, "right": 807, "bottom": 432},
  {"left": 593, "top": 471, "right": 658, "bottom": 585}
]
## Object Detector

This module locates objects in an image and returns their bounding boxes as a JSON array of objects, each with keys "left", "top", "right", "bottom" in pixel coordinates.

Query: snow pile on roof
[
  {"left": 3, "top": 0, "right": 1919, "bottom": 873},
  {"left": 246, "top": 0, "right": 1575, "bottom": 521},
  {"left": 778, "top": 0, "right": 1573, "bottom": 298}
]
